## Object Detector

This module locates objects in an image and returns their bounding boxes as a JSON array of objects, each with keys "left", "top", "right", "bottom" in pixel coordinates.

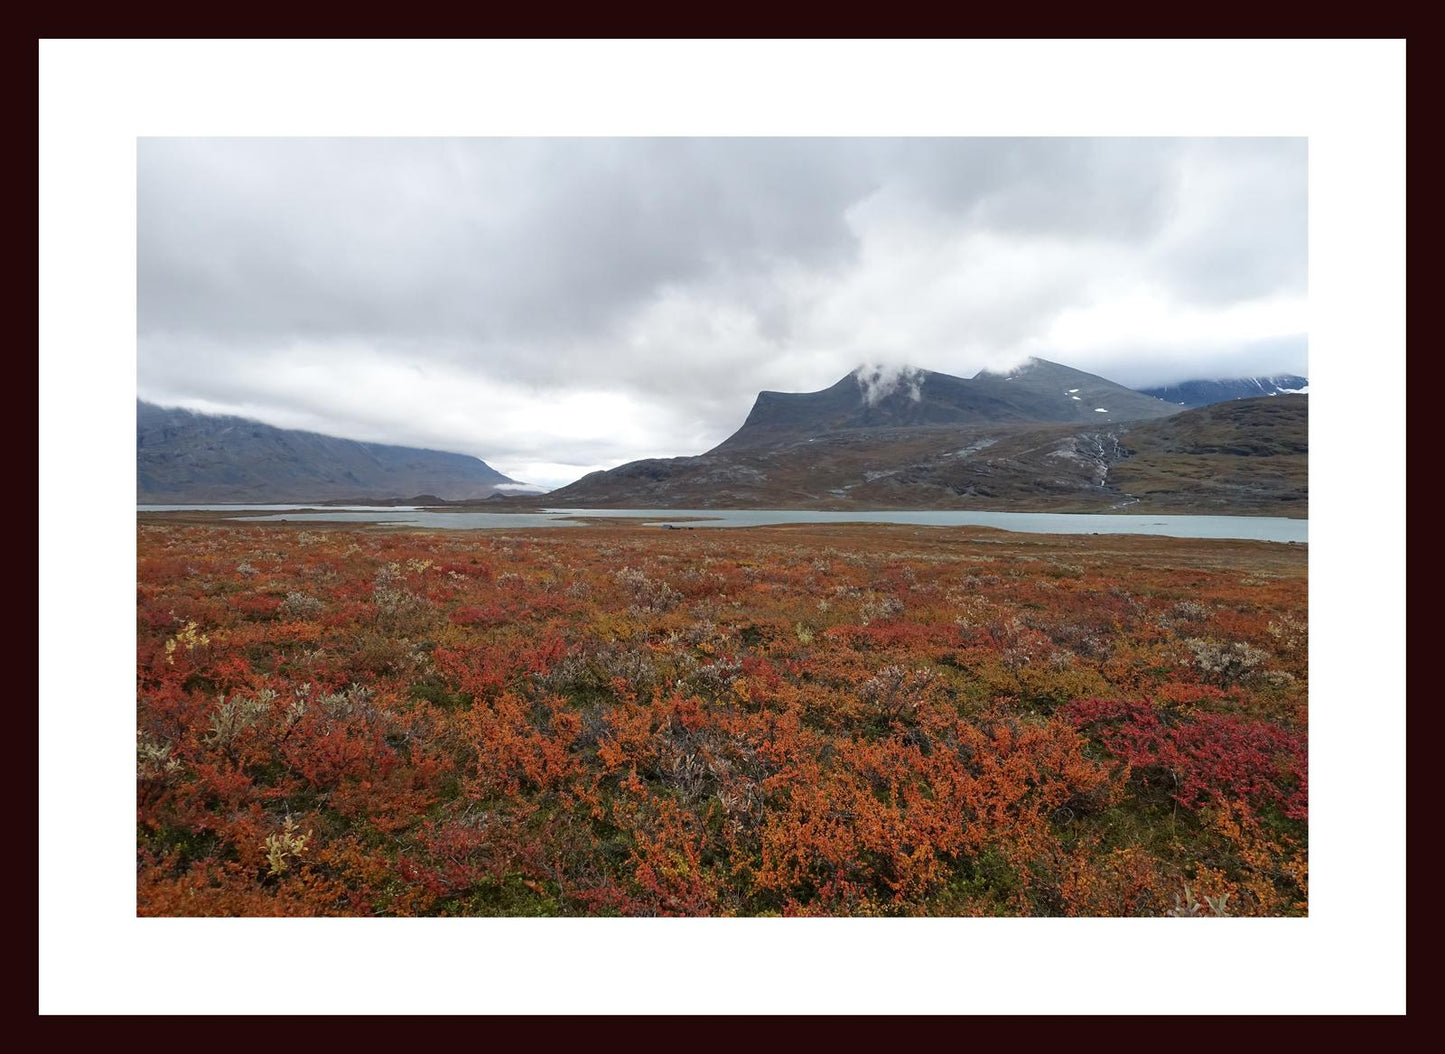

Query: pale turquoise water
[
  {"left": 139, "top": 505, "right": 1307, "bottom": 543},
  {"left": 138, "top": 504, "right": 423, "bottom": 512}
]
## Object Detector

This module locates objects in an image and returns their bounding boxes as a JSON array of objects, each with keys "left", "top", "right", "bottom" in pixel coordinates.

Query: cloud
[
  {"left": 138, "top": 137, "right": 1307, "bottom": 486},
  {"left": 855, "top": 364, "right": 924, "bottom": 406}
]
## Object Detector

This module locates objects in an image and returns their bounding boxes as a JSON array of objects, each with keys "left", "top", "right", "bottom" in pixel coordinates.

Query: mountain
[
  {"left": 1139, "top": 374, "right": 1309, "bottom": 408},
  {"left": 137, "top": 401, "right": 520, "bottom": 503},
  {"left": 546, "top": 362, "right": 1306, "bottom": 516},
  {"left": 716, "top": 357, "right": 1178, "bottom": 450}
]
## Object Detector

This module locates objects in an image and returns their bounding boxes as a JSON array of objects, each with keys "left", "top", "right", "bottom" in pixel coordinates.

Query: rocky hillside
[{"left": 546, "top": 382, "right": 1306, "bottom": 516}]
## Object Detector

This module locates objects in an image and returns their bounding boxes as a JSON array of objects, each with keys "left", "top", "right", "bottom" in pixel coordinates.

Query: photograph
[{"left": 134, "top": 136, "right": 1311, "bottom": 919}]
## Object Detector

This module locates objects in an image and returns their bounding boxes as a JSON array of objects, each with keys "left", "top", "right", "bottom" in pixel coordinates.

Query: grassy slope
[{"left": 1109, "top": 396, "right": 1308, "bottom": 516}]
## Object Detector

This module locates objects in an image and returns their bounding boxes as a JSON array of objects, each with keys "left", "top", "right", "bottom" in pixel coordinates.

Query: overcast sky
[{"left": 138, "top": 137, "right": 1307, "bottom": 488}]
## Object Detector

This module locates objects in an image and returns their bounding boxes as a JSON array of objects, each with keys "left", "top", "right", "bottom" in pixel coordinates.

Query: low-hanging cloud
[
  {"left": 138, "top": 137, "right": 1307, "bottom": 488},
  {"left": 855, "top": 364, "right": 925, "bottom": 406}
]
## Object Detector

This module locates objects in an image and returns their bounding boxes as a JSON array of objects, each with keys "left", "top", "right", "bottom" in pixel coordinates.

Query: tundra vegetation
[{"left": 137, "top": 521, "right": 1306, "bottom": 917}]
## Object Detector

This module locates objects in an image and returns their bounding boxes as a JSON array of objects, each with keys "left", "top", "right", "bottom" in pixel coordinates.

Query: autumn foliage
[{"left": 137, "top": 520, "right": 1307, "bottom": 916}]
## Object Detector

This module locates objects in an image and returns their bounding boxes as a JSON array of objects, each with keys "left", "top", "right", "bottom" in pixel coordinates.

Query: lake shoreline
[
  {"left": 139, "top": 499, "right": 1308, "bottom": 520},
  {"left": 138, "top": 505, "right": 1307, "bottom": 544}
]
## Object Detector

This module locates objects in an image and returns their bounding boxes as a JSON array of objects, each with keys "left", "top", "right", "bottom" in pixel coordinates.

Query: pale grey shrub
[
  {"left": 279, "top": 591, "right": 324, "bottom": 619},
  {"left": 1184, "top": 638, "right": 1270, "bottom": 685}
]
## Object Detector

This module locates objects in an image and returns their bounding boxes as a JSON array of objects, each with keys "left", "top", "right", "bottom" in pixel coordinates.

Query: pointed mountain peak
[{"left": 974, "top": 355, "right": 1067, "bottom": 379}]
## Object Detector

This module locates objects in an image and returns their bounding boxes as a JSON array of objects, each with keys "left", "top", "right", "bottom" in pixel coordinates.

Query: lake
[{"left": 137, "top": 505, "right": 1308, "bottom": 543}]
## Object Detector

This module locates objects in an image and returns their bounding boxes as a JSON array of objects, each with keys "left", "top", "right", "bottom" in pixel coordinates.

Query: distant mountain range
[
  {"left": 137, "top": 401, "right": 526, "bottom": 503},
  {"left": 545, "top": 358, "right": 1307, "bottom": 516},
  {"left": 137, "top": 359, "right": 1308, "bottom": 513},
  {"left": 1139, "top": 375, "right": 1309, "bottom": 408}
]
